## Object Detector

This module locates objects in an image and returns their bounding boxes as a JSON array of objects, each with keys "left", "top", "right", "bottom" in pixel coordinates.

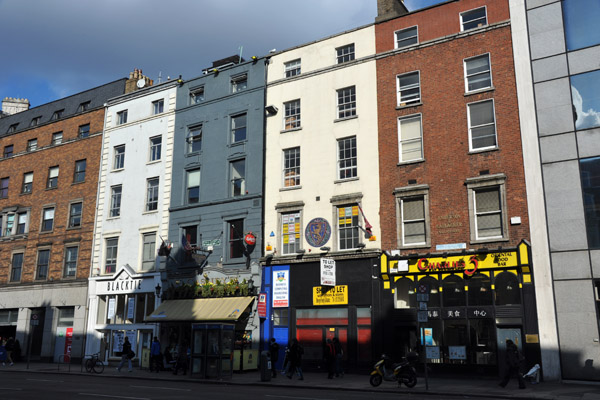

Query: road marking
[
  {"left": 27, "top": 378, "right": 63, "bottom": 382},
  {"left": 5, "top": 387, "right": 23, "bottom": 391},
  {"left": 78, "top": 394, "right": 150, "bottom": 400},
  {"left": 265, "top": 396, "right": 330, "bottom": 400},
  {"left": 130, "top": 385, "right": 191, "bottom": 391}
]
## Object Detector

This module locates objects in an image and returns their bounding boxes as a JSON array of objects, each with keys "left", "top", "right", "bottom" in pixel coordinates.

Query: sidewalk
[{"left": 2, "top": 361, "right": 600, "bottom": 399}]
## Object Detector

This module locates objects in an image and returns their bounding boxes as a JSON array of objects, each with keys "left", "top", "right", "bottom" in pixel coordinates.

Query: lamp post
[
  {"left": 247, "top": 278, "right": 255, "bottom": 296},
  {"left": 155, "top": 283, "right": 162, "bottom": 298}
]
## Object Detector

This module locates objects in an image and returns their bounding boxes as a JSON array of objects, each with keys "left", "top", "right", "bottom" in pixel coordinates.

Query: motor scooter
[{"left": 369, "top": 353, "right": 418, "bottom": 388}]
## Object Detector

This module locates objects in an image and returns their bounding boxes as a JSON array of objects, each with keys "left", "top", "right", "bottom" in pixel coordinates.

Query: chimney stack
[
  {"left": 125, "top": 68, "right": 154, "bottom": 93},
  {"left": 2, "top": 97, "right": 30, "bottom": 117},
  {"left": 376, "top": 0, "right": 409, "bottom": 22}
]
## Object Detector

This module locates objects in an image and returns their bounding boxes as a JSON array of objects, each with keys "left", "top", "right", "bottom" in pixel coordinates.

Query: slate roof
[{"left": 0, "top": 78, "right": 127, "bottom": 138}]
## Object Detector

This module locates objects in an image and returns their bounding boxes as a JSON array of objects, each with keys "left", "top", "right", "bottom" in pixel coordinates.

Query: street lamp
[
  {"left": 155, "top": 283, "right": 162, "bottom": 298},
  {"left": 247, "top": 278, "right": 255, "bottom": 296}
]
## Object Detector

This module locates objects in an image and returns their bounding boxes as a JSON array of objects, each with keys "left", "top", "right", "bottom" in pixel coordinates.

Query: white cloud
[{"left": 572, "top": 85, "right": 600, "bottom": 130}]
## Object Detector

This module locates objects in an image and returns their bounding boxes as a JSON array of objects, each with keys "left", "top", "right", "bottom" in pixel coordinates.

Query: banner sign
[
  {"left": 273, "top": 268, "right": 289, "bottom": 308},
  {"left": 313, "top": 285, "right": 348, "bottom": 306},
  {"left": 320, "top": 258, "right": 336, "bottom": 286},
  {"left": 257, "top": 292, "right": 267, "bottom": 318}
]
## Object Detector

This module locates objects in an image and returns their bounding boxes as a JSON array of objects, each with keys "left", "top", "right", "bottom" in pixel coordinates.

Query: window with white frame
[
  {"left": 68, "top": 202, "right": 82, "bottom": 228},
  {"left": 231, "top": 113, "right": 247, "bottom": 143},
  {"left": 187, "top": 125, "right": 202, "bottom": 153},
  {"left": 337, "top": 136, "right": 357, "bottom": 180},
  {"left": 36, "top": 249, "right": 50, "bottom": 280},
  {"left": 113, "top": 145, "right": 125, "bottom": 170},
  {"left": 281, "top": 211, "right": 301, "bottom": 254},
  {"left": 78, "top": 124, "right": 90, "bottom": 138},
  {"left": 78, "top": 101, "right": 90, "bottom": 113},
  {"left": 105, "top": 237, "right": 118, "bottom": 274},
  {"left": 284, "top": 100, "right": 301, "bottom": 130},
  {"left": 395, "top": 185, "right": 430, "bottom": 247},
  {"left": 230, "top": 159, "right": 246, "bottom": 196},
  {"left": 468, "top": 100, "right": 496, "bottom": 151},
  {"left": 397, "top": 71, "right": 421, "bottom": 106},
  {"left": 283, "top": 147, "right": 300, "bottom": 187},
  {"left": 16, "top": 212, "right": 27, "bottom": 234},
  {"left": 146, "top": 178, "right": 159, "bottom": 211},
  {"left": 190, "top": 86, "right": 205, "bottom": 104},
  {"left": 64, "top": 246, "right": 79, "bottom": 277},
  {"left": 461, "top": 7, "right": 487, "bottom": 31},
  {"left": 22, "top": 172, "right": 33, "bottom": 194},
  {"left": 117, "top": 110, "right": 128, "bottom": 125},
  {"left": 398, "top": 114, "right": 423, "bottom": 162},
  {"left": 141, "top": 232, "right": 156, "bottom": 272},
  {"left": 186, "top": 168, "right": 200, "bottom": 204},
  {"left": 10, "top": 253, "right": 23, "bottom": 282},
  {"left": 30, "top": 116, "right": 41, "bottom": 127},
  {"left": 1, "top": 210, "right": 29, "bottom": 236},
  {"left": 52, "top": 131, "right": 63, "bottom": 144},
  {"left": 41, "top": 207, "right": 55, "bottom": 232},
  {"left": 395, "top": 26, "right": 418, "bottom": 49},
  {"left": 285, "top": 59, "right": 301, "bottom": 78},
  {"left": 27, "top": 138, "right": 37, "bottom": 152},
  {"left": 47, "top": 166, "right": 59, "bottom": 188},
  {"left": 74, "top": 159, "right": 86, "bottom": 183},
  {"left": 4, "top": 214, "right": 14, "bottom": 236},
  {"left": 466, "top": 174, "right": 507, "bottom": 242},
  {"left": 337, "top": 86, "right": 356, "bottom": 119},
  {"left": 110, "top": 185, "right": 122, "bottom": 217},
  {"left": 149, "top": 136, "right": 162, "bottom": 161},
  {"left": 227, "top": 219, "right": 245, "bottom": 260},
  {"left": 152, "top": 99, "right": 164, "bottom": 115},
  {"left": 464, "top": 54, "right": 492, "bottom": 92},
  {"left": 336, "top": 44, "right": 355, "bottom": 64},
  {"left": 231, "top": 74, "right": 248, "bottom": 93},
  {"left": 337, "top": 204, "right": 360, "bottom": 250}
]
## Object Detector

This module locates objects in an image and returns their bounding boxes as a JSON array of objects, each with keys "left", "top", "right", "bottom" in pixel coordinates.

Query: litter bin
[{"left": 260, "top": 351, "right": 271, "bottom": 382}]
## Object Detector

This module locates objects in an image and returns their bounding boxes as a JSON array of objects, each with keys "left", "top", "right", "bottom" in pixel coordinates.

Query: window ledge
[
  {"left": 464, "top": 87, "right": 495, "bottom": 97},
  {"left": 281, "top": 127, "right": 302, "bottom": 134},
  {"left": 147, "top": 160, "right": 161, "bottom": 165},
  {"left": 142, "top": 210, "right": 158, "bottom": 215},
  {"left": 470, "top": 237, "right": 510, "bottom": 245},
  {"left": 334, "top": 177, "right": 359, "bottom": 184},
  {"left": 71, "top": 180, "right": 85, "bottom": 186},
  {"left": 280, "top": 185, "right": 302, "bottom": 192},
  {"left": 20, "top": 192, "right": 32, "bottom": 196},
  {"left": 468, "top": 147, "right": 498, "bottom": 155},
  {"left": 45, "top": 187, "right": 58, "bottom": 191},
  {"left": 185, "top": 151, "right": 202, "bottom": 157},
  {"left": 107, "top": 216, "right": 120, "bottom": 220},
  {"left": 334, "top": 115, "right": 358, "bottom": 123},
  {"left": 397, "top": 159, "right": 425, "bottom": 166},
  {"left": 398, "top": 244, "right": 431, "bottom": 250},
  {"left": 39, "top": 230, "right": 54, "bottom": 234},
  {"left": 112, "top": 168, "right": 124, "bottom": 173},
  {"left": 396, "top": 102, "right": 422, "bottom": 110},
  {"left": 66, "top": 226, "right": 82, "bottom": 231},
  {"left": 230, "top": 140, "right": 247, "bottom": 147}
]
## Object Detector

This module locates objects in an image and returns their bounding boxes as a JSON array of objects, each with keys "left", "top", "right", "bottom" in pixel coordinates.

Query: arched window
[
  {"left": 418, "top": 276, "right": 440, "bottom": 307},
  {"left": 467, "top": 273, "right": 493, "bottom": 306},
  {"left": 394, "top": 278, "right": 417, "bottom": 309},
  {"left": 442, "top": 275, "right": 466, "bottom": 307},
  {"left": 494, "top": 272, "right": 521, "bottom": 305}
]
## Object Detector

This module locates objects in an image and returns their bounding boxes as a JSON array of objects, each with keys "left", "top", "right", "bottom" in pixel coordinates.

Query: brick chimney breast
[
  {"left": 125, "top": 68, "right": 154, "bottom": 93},
  {"left": 376, "top": 0, "right": 409, "bottom": 22}
]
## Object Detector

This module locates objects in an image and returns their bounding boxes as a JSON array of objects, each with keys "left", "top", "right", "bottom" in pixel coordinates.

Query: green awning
[{"left": 145, "top": 297, "right": 254, "bottom": 322}]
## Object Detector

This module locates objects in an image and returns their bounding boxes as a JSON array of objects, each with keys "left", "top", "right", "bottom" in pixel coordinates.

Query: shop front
[
  {"left": 261, "top": 253, "right": 380, "bottom": 371},
  {"left": 379, "top": 241, "right": 541, "bottom": 375},
  {"left": 85, "top": 265, "right": 161, "bottom": 365}
]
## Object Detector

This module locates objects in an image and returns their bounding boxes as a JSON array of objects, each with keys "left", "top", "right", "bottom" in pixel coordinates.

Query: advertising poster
[
  {"left": 127, "top": 297, "right": 135, "bottom": 319},
  {"left": 108, "top": 298, "right": 116, "bottom": 320},
  {"left": 449, "top": 345, "right": 466, "bottom": 360},
  {"left": 272, "top": 268, "right": 289, "bottom": 308},
  {"left": 320, "top": 258, "right": 336, "bottom": 286}
]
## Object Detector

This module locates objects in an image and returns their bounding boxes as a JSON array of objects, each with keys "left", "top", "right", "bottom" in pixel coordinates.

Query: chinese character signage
[
  {"left": 320, "top": 258, "right": 336, "bottom": 286},
  {"left": 468, "top": 307, "right": 493, "bottom": 318},
  {"left": 273, "top": 268, "right": 289, "bottom": 308},
  {"left": 448, "top": 346, "right": 466, "bottom": 360},
  {"left": 313, "top": 285, "right": 348, "bottom": 306},
  {"left": 442, "top": 308, "right": 466, "bottom": 319}
]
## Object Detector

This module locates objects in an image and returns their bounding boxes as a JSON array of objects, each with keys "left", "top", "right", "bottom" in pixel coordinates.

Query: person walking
[
  {"left": 286, "top": 338, "right": 304, "bottom": 380},
  {"left": 333, "top": 337, "right": 344, "bottom": 377},
  {"left": 173, "top": 342, "right": 189, "bottom": 375},
  {"left": 324, "top": 338, "right": 336, "bottom": 379},
  {"left": 268, "top": 338, "right": 280, "bottom": 378},
  {"left": 0, "top": 338, "right": 7, "bottom": 367},
  {"left": 499, "top": 339, "right": 526, "bottom": 389},
  {"left": 117, "top": 336, "right": 133, "bottom": 372},
  {"left": 5, "top": 337, "right": 15, "bottom": 366},
  {"left": 150, "top": 336, "right": 161, "bottom": 373}
]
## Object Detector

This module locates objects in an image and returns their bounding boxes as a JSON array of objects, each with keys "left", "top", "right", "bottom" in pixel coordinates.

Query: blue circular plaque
[{"left": 305, "top": 218, "right": 331, "bottom": 247}]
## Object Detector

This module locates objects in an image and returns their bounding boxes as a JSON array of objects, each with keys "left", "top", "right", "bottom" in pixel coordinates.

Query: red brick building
[
  {"left": 0, "top": 79, "right": 126, "bottom": 361},
  {"left": 374, "top": 0, "right": 540, "bottom": 374}
]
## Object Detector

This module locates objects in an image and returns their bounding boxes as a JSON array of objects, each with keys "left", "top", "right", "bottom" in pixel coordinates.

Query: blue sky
[{"left": 0, "top": 0, "right": 443, "bottom": 109}]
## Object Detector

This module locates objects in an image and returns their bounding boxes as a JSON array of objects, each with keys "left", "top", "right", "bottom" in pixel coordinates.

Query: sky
[{"left": 0, "top": 0, "right": 444, "bottom": 109}]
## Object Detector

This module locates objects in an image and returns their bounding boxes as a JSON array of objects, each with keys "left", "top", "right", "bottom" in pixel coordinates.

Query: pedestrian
[
  {"left": 281, "top": 346, "right": 290, "bottom": 375},
  {"left": 150, "top": 336, "right": 161, "bottom": 373},
  {"left": 324, "top": 338, "right": 336, "bottom": 379},
  {"left": 286, "top": 338, "right": 304, "bottom": 380},
  {"left": 268, "top": 338, "right": 280, "bottom": 378},
  {"left": 5, "top": 337, "right": 15, "bottom": 366},
  {"left": 499, "top": 339, "right": 526, "bottom": 389},
  {"left": 173, "top": 342, "right": 189, "bottom": 375},
  {"left": 13, "top": 339, "right": 21, "bottom": 362},
  {"left": 333, "top": 337, "right": 344, "bottom": 377},
  {"left": 116, "top": 336, "right": 133, "bottom": 372},
  {"left": 0, "top": 338, "right": 7, "bottom": 367}
]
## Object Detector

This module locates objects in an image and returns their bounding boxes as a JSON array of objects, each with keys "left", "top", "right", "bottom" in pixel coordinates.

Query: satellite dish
[{"left": 136, "top": 79, "right": 146, "bottom": 88}]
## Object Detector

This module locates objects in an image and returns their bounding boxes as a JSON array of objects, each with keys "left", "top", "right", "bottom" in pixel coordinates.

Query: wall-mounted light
[
  {"left": 155, "top": 283, "right": 162, "bottom": 297},
  {"left": 320, "top": 246, "right": 331, "bottom": 252},
  {"left": 297, "top": 249, "right": 306, "bottom": 254},
  {"left": 357, "top": 243, "right": 366, "bottom": 249},
  {"left": 265, "top": 105, "right": 278, "bottom": 115}
]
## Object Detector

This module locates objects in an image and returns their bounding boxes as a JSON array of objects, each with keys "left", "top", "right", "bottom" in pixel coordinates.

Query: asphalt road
[{"left": 0, "top": 372, "right": 507, "bottom": 400}]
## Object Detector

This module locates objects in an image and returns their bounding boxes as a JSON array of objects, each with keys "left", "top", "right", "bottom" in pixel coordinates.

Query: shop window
[
  {"left": 467, "top": 273, "right": 493, "bottom": 306},
  {"left": 494, "top": 272, "right": 521, "bottom": 305},
  {"left": 419, "top": 319, "right": 443, "bottom": 362},
  {"left": 57, "top": 307, "right": 75, "bottom": 327},
  {"left": 571, "top": 70, "right": 600, "bottom": 131},
  {"left": 418, "top": 276, "right": 440, "bottom": 307},
  {"left": 562, "top": 0, "right": 600, "bottom": 51},
  {"left": 442, "top": 275, "right": 466, "bottom": 307},
  {"left": 135, "top": 294, "right": 147, "bottom": 323},
  {"left": 443, "top": 320, "right": 468, "bottom": 364},
  {"left": 469, "top": 319, "right": 497, "bottom": 365},
  {"left": 296, "top": 308, "right": 348, "bottom": 325},
  {"left": 394, "top": 278, "right": 417, "bottom": 309},
  {"left": 273, "top": 309, "right": 289, "bottom": 326}
]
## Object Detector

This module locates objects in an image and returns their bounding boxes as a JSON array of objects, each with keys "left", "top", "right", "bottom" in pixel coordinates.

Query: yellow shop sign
[{"left": 313, "top": 285, "right": 348, "bottom": 306}]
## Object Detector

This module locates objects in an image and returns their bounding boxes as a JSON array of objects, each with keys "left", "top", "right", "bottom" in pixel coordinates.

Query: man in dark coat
[
  {"left": 499, "top": 339, "right": 526, "bottom": 389},
  {"left": 324, "top": 338, "right": 336, "bottom": 379},
  {"left": 286, "top": 339, "right": 304, "bottom": 380},
  {"left": 269, "top": 338, "right": 280, "bottom": 378}
]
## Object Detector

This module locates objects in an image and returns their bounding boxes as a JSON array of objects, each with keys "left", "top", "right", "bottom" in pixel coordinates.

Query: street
[{"left": 0, "top": 371, "right": 510, "bottom": 400}]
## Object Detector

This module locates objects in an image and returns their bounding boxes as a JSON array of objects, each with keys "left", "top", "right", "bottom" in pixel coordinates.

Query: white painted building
[{"left": 85, "top": 80, "right": 177, "bottom": 363}]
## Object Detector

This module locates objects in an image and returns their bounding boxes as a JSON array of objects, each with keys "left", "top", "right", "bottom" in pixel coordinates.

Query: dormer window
[
  {"left": 51, "top": 109, "right": 64, "bottom": 120},
  {"left": 78, "top": 101, "right": 91, "bottom": 112},
  {"left": 7, "top": 124, "right": 18, "bottom": 133},
  {"left": 30, "top": 116, "right": 41, "bottom": 127}
]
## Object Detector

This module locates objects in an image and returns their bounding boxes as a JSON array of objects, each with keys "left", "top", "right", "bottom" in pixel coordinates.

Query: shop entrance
[{"left": 497, "top": 327, "right": 522, "bottom": 377}]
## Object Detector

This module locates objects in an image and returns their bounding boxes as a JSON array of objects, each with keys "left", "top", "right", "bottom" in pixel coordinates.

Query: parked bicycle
[{"left": 85, "top": 353, "right": 104, "bottom": 374}]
